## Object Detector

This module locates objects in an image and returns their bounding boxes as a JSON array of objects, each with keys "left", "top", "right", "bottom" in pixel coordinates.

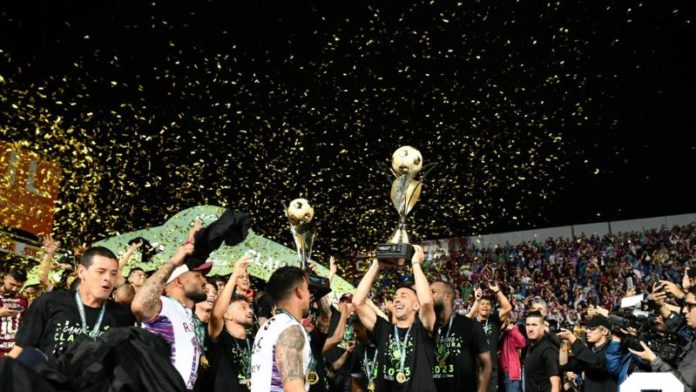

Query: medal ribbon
[
  {"left": 74, "top": 291, "right": 106, "bottom": 339},
  {"left": 364, "top": 347, "right": 379, "bottom": 383},
  {"left": 232, "top": 333, "right": 252, "bottom": 380},
  {"left": 393, "top": 324, "right": 412, "bottom": 377}
]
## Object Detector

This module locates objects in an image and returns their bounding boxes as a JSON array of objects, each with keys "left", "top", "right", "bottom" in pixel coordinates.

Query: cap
[
  {"left": 586, "top": 315, "right": 611, "bottom": 330},
  {"left": 166, "top": 261, "right": 213, "bottom": 284}
]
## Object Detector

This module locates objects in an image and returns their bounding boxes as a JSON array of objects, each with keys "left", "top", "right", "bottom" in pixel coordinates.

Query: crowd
[{"left": 1, "top": 221, "right": 696, "bottom": 392}]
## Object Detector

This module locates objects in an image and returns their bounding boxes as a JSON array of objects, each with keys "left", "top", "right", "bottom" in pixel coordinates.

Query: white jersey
[
  {"left": 142, "top": 296, "right": 200, "bottom": 390},
  {"left": 250, "top": 311, "right": 312, "bottom": 392}
]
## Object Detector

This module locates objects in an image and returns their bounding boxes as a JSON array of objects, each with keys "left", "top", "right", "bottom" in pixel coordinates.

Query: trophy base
[
  {"left": 375, "top": 243, "right": 415, "bottom": 265},
  {"left": 307, "top": 273, "right": 332, "bottom": 298}
]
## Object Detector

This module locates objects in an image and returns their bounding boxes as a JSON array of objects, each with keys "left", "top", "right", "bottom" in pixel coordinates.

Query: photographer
[
  {"left": 628, "top": 286, "right": 696, "bottom": 391},
  {"left": 557, "top": 315, "right": 617, "bottom": 392}
]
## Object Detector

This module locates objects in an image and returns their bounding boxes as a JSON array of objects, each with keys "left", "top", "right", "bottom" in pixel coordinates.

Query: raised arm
[
  {"left": 131, "top": 243, "right": 193, "bottom": 321},
  {"left": 352, "top": 259, "right": 380, "bottom": 332},
  {"left": 467, "top": 287, "right": 482, "bottom": 318},
  {"left": 323, "top": 302, "right": 350, "bottom": 354},
  {"left": 38, "top": 234, "right": 59, "bottom": 292},
  {"left": 490, "top": 281, "right": 512, "bottom": 322},
  {"left": 116, "top": 240, "right": 142, "bottom": 288},
  {"left": 209, "top": 255, "right": 250, "bottom": 341},
  {"left": 275, "top": 324, "right": 307, "bottom": 392},
  {"left": 411, "top": 245, "right": 436, "bottom": 333}
]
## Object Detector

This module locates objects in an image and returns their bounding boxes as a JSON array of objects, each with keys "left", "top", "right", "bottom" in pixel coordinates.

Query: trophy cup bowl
[
  {"left": 284, "top": 198, "right": 331, "bottom": 298},
  {"left": 376, "top": 146, "right": 432, "bottom": 265}
]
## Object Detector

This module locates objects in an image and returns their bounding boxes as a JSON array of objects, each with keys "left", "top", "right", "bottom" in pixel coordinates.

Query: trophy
[
  {"left": 376, "top": 146, "right": 435, "bottom": 265},
  {"left": 284, "top": 198, "right": 331, "bottom": 298}
]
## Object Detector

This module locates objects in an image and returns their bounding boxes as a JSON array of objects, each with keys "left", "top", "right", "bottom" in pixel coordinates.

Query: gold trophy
[
  {"left": 376, "top": 146, "right": 435, "bottom": 265},
  {"left": 284, "top": 198, "right": 331, "bottom": 297}
]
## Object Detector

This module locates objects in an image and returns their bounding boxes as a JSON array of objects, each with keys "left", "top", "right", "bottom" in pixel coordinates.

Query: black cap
[{"left": 586, "top": 315, "right": 611, "bottom": 329}]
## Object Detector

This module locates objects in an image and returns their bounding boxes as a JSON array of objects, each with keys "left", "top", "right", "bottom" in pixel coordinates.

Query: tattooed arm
[
  {"left": 131, "top": 243, "right": 193, "bottom": 321},
  {"left": 275, "top": 325, "right": 307, "bottom": 392}
]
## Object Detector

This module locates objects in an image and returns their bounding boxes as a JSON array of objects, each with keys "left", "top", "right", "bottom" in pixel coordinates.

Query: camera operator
[
  {"left": 556, "top": 315, "right": 617, "bottom": 392},
  {"left": 628, "top": 286, "right": 696, "bottom": 391}
]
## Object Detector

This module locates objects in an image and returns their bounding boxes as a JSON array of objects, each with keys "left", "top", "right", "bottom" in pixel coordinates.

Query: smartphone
[{"left": 626, "top": 277, "right": 634, "bottom": 290}]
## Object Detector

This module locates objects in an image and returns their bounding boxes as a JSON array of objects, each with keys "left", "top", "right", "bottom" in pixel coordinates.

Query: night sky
[{"left": 1, "top": 1, "right": 695, "bottom": 259}]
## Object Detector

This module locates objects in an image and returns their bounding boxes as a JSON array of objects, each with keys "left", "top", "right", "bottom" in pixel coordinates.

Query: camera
[
  {"left": 375, "top": 243, "right": 415, "bottom": 264},
  {"left": 608, "top": 310, "right": 682, "bottom": 364}
]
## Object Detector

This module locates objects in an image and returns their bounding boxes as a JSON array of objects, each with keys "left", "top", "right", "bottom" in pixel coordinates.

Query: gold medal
[
  {"left": 439, "top": 359, "right": 446, "bottom": 369},
  {"left": 245, "top": 379, "right": 252, "bottom": 389},
  {"left": 200, "top": 355, "right": 209, "bottom": 369},
  {"left": 306, "top": 371, "right": 319, "bottom": 385},
  {"left": 368, "top": 381, "right": 376, "bottom": 392},
  {"left": 396, "top": 372, "right": 407, "bottom": 383}
]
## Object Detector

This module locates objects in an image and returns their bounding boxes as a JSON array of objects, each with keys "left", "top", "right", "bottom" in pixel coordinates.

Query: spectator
[{"left": 0, "top": 270, "right": 28, "bottom": 358}]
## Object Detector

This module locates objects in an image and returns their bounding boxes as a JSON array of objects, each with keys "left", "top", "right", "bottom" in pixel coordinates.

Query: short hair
[
  {"left": 127, "top": 267, "right": 144, "bottom": 278},
  {"left": 80, "top": 247, "right": 118, "bottom": 269},
  {"left": 267, "top": 266, "right": 306, "bottom": 304},
  {"left": 480, "top": 295, "right": 495, "bottom": 304},
  {"left": 395, "top": 284, "right": 417, "bottom": 296},
  {"left": 433, "top": 281, "right": 455, "bottom": 297},
  {"left": 6, "top": 270, "right": 27, "bottom": 283},
  {"left": 531, "top": 297, "right": 548, "bottom": 309},
  {"left": 526, "top": 310, "right": 544, "bottom": 322}
]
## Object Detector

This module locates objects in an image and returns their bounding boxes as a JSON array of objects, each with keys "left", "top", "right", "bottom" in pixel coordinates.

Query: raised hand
[
  {"left": 42, "top": 233, "right": 60, "bottom": 255},
  {"left": 187, "top": 218, "right": 203, "bottom": 244},
  {"left": 411, "top": 245, "right": 425, "bottom": 266},
  {"left": 171, "top": 243, "right": 194, "bottom": 267}
]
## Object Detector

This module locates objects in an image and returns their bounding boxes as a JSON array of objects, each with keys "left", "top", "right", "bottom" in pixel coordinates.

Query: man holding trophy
[
  {"left": 352, "top": 146, "right": 438, "bottom": 392},
  {"left": 250, "top": 197, "right": 332, "bottom": 392}
]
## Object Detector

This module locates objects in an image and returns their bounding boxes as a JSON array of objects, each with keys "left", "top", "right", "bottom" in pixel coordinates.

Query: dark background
[{"left": 1, "top": 0, "right": 695, "bottom": 258}]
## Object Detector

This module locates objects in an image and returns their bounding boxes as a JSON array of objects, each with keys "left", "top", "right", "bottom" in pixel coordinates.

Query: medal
[
  {"left": 368, "top": 381, "right": 376, "bottom": 392},
  {"left": 396, "top": 372, "right": 407, "bottom": 383},
  {"left": 439, "top": 359, "right": 446, "bottom": 369},
  {"left": 245, "top": 379, "right": 252, "bottom": 389},
  {"left": 306, "top": 371, "right": 319, "bottom": 385}
]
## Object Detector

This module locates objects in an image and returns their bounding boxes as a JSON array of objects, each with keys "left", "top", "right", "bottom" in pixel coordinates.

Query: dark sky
[{"left": 1, "top": 1, "right": 695, "bottom": 255}]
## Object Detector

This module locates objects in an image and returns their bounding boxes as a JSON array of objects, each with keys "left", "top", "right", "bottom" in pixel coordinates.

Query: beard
[
  {"left": 433, "top": 300, "right": 445, "bottom": 315},
  {"left": 185, "top": 287, "right": 208, "bottom": 304}
]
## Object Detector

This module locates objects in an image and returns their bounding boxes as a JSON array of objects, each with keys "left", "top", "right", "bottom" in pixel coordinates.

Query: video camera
[{"left": 609, "top": 293, "right": 682, "bottom": 363}]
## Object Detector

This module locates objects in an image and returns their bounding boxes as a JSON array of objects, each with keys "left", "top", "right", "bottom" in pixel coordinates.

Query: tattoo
[
  {"left": 133, "top": 261, "right": 176, "bottom": 320},
  {"left": 276, "top": 325, "right": 306, "bottom": 385}
]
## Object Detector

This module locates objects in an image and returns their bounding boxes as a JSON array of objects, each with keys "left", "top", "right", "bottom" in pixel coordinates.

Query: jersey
[
  {"left": 250, "top": 311, "right": 312, "bottom": 392},
  {"left": 142, "top": 296, "right": 200, "bottom": 390}
]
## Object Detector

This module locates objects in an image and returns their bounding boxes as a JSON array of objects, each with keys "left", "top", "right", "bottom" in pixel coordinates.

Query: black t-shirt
[
  {"left": 325, "top": 308, "right": 355, "bottom": 392},
  {"left": 204, "top": 329, "right": 252, "bottom": 392},
  {"left": 523, "top": 334, "right": 560, "bottom": 392},
  {"left": 15, "top": 290, "right": 135, "bottom": 359},
  {"left": 433, "top": 314, "right": 490, "bottom": 392},
  {"left": 477, "top": 311, "right": 501, "bottom": 371},
  {"left": 373, "top": 316, "right": 436, "bottom": 392},
  {"left": 310, "top": 327, "right": 330, "bottom": 392},
  {"left": 350, "top": 342, "right": 378, "bottom": 391}
]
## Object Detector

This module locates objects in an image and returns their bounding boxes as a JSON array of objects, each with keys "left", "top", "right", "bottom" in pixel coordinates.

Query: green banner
[{"left": 92, "top": 205, "right": 355, "bottom": 300}]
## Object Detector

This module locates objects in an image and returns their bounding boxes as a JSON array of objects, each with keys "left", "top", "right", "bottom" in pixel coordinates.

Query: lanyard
[
  {"left": 232, "top": 332, "right": 252, "bottom": 379},
  {"left": 437, "top": 314, "right": 455, "bottom": 344},
  {"left": 393, "top": 324, "right": 412, "bottom": 374},
  {"left": 74, "top": 291, "right": 106, "bottom": 339},
  {"left": 363, "top": 346, "right": 379, "bottom": 381}
]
